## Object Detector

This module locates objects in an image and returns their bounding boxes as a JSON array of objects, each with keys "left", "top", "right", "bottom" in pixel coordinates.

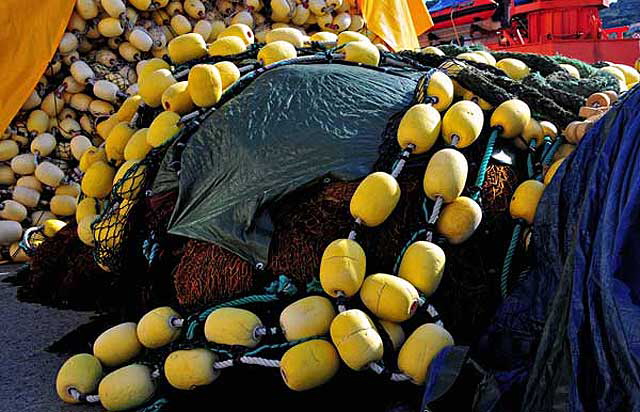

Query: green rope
[
  {"left": 137, "top": 398, "right": 169, "bottom": 412},
  {"left": 527, "top": 139, "right": 537, "bottom": 178},
  {"left": 185, "top": 275, "right": 297, "bottom": 340},
  {"left": 393, "top": 229, "right": 428, "bottom": 275},
  {"left": 471, "top": 129, "right": 499, "bottom": 202},
  {"left": 305, "top": 278, "right": 324, "bottom": 294},
  {"left": 244, "top": 336, "right": 324, "bottom": 357},
  {"left": 501, "top": 222, "right": 523, "bottom": 299}
]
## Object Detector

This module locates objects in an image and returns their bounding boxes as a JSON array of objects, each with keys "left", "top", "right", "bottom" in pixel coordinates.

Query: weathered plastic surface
[{"left": 167, "top": 63, "right": 418, "bottom": 265}]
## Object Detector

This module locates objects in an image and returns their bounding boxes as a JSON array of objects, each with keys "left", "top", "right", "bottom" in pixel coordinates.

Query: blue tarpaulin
[
  {"left": 474, "top": 86, "right": 640, "bottom": 411},
  {"left": 426, "top": 0, "right": 473, "bottom": 13}
]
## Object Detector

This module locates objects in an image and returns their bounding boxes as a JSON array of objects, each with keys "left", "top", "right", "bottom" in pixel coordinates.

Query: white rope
[
  {"left": 169, "top": 317, "right": 184, "bottom": 328},
  {"left": 347, "top": 218, "right": 362, "bottom": 240},
  {"left": 69, "top": 388, "right": 100, "bottom": 404},
  {"left": 369, "top": 363, "right": 411, "bottom": 382},
  {"left": 425, "top": 196, "right": 444, "bottom": 242},
  {"left": 391, "top": 144, "right": 415, "bottom": 178},
  {"left": 213, "top": 356, "right": 280, "bottom": 370}
]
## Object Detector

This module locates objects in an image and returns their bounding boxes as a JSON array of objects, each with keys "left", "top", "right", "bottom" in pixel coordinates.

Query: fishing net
[{"left": 91, "top": 128, "right": 186, "bottom": 272}]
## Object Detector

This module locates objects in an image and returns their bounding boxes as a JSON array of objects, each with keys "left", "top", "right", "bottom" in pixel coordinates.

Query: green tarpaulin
[{"left": 167, "top": 63, "right": 419, "bottom": 265}]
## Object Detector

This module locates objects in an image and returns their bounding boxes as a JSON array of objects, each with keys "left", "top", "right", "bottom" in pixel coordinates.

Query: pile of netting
[{"left": 10, "top": 17, "right": 639, "bottom": 412}]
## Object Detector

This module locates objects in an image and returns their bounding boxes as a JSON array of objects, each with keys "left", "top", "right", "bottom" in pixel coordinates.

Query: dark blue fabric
[
  {"left": 475, "top": 86, "right": 640, "bottom": 411},
  {"left": 426, "top": 0, "right": 476, "bottom": 13}
]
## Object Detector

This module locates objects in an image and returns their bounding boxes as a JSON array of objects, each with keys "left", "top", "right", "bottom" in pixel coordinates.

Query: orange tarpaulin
[
  {"left": 0, "top": 0, "right": 76, "bottom": 133},
  {"left": 358, "top": 0, "right": 433, "bottom": 51}
]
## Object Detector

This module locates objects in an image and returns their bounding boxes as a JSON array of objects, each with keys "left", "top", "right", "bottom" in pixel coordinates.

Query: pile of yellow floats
[{"left": 0, "top": 0, "right": 374, "bottom": 262}]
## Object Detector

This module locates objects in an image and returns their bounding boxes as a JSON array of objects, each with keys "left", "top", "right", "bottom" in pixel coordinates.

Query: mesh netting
[{"left": 92, "top": 129, "right": 186, "bottom": 272}]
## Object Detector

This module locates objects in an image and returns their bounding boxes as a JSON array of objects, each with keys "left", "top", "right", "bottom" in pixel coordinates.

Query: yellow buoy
[
  {"left": 266, "top": 27, "right": 305, "bottom": 47},
  {"left": 319, "top": 238, "right": 366, "bottom": 298},
  {"left": 164, "top": 349, "right": 219, "bottom": 390},
  {"left": 106, "top": 122, "right": 136, "bottom": 164},
  {"left": 490, "top": 99, "right": 531, "bottom": 138},
  {"left": 421, "top": 46, "right": 444, "bottom": 56},
  {"left": 379, "top": 320, "right": 406, "bottom": 350},
  {"left": 56, "top": 353, "right": 103, "bottom": 404},
  {"left": 50, "top": 195, "right": 77, "bottom": 217},
  {"left": 81, "top": 161, "right": 116, "bottom": 199},
  {"left": 342, "top": 41, "right": 380, "bottom": 66},
  {"left": 139, "top": 68, "right": 177, "bottom": 108},
  {"left": 398, "top": 241, "right": 445, "bottom": 296},
  {"left": 79, "top": 147, "right": 107, "bottom": 173},
  {"left": 188, "top": 64, "right": 223, "bottom": 108},
  {"left": 330, "top": 309, "right": 383, "bottom": 370},
  {"left": 423, "top": 148, "right": 468, "bottom": 203},
  {"left": 280, "top": 296, "right": 336, "bottom": 341},
  {"left": 124, "top": 129, "right": 153, "bottom": 161},
  {"left": 442, "top": 101, "right": 484, "bottom": 148},
  {"left": 360, "top": 274, "right": 420, "bottom": 322},
  {"left": 496, "top": 58, "right": 530, "bottom": 80},
  {"left": 93, "top": 322, "right": 143, "bottom": 367},
  {"left": 436, "top": 196, "right": 482, "bottom": 244},
  {"left": 136, "top": 306, "right": 182, "bottom": 349},
  {"left": 520, "top": 118, "right": 545, "bottom": 148},
  {"left": 280, "top": 340, "right": 340, "bottom": 391},
  {"left": 99, "top": 364, "right": 156, "bottom": 411},
  {"left": 207, "top": 36, "right": 247, "bottom": 57},
  {"left": 427, "top": 71, "right": 454, "bottom": 112},
  {"left": 76, "top": 197, "right": 99, "bottom": 223},
  {"left": 168, "top": 33, "right": 207, "bottom": 64},
  {"left": 0, "top": 220, "right": 22, "bottom": 245},
  {"left": 77, "top": 214, "right": 98, "bottom": 246},
  {"left": 257, "top": 41, "right": 297, "bottom": 65},
  {"left": 397, "top": 323, "right": 454, "bottom": 384},
  {"left": 350, "top": 172, "right": 401, "bottom": 227},
  {"left": 218, "top": 23, "right": 255, "bottom": 46},
  {"left": 43, "top": 219, "right": 67, "bottom": 237},
  {"left": 162, "top": 81, "right": 194, "bottom": 114},
  {"left": 113, "top": 160, "right": 147, "bottom": 200},
  {"left": 544, "top": 158, "right": 565, "bottom": 186},
  {"left": 213, "top": 61, "right": 241, "bottom": 90},
  {"left": 204, "top": 307, "right": 263, "bottom": 347},
  {"left": 397, "top": 104, "right": 442, "bottom": 154},
  {"left": 509, "top": 180, "right": 545, "bottom": 224},
  {"left": 147, "top": 111, "right": 181, "bottom": 148},
  {"left": 336, "top": 31, "right": 369, "bottom": 46}
]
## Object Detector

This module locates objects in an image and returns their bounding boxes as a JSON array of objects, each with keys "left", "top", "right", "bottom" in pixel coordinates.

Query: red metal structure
[{"left": 422, "top": 0, "right": 640, "bottom": 65}]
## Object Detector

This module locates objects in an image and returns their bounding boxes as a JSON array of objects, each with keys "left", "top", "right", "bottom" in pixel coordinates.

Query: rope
[
  {"left": 137, "top": 398, "right": 169, "bottom": 412},
  {"left": 305, "top": 278, "right": 324, "bottom": 294},
  {"left": 470, "top": 129, "right": 499, "bottom": 202},
  {"left": 213, "top": 356, "right": 281, "bottom": 369},
  {"left": 501, "top": 222, "right": 522, "bottom": 299},
  {"left": 185, "top": 275, "right": 297, "bottom": 340},
  {"left": 369, "top": 363, "right": 412, "bottom": 382},
  {"left": 527, "top": 139, "right": 537, "bottom": 178},
  {"left": 425, "top": 196, "right": 444, "bottom": 242},
  {"left": 243, "top": 337, "right": 319, "bottom": 357},
  {"left": 541, "top": 137, "right": 564, "bottom": 167}
]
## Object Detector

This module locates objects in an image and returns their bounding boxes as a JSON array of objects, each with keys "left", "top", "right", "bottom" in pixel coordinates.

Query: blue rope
[
  {"left": 471, "top": 129, "right": 499, "bottom": 202},
  {"left": 500, "top": 223, "right": 522, "bottom": 299},
  {"left": 527, "top": 139, "right": 537, "bottom": 178},
  {"left": 185, "top": 275, "right": 297, "bottom": 340},
  {"left": 541, "top": 137, "right": 564, "bottom": 167}
]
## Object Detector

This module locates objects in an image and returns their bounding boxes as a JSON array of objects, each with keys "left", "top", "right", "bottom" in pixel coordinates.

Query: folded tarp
[
  {"left": 168, "top": 63, "right": 419, "bottom": 265},
  {"left": 475, "top": 86, "right": 640, "bottom": 411}
]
